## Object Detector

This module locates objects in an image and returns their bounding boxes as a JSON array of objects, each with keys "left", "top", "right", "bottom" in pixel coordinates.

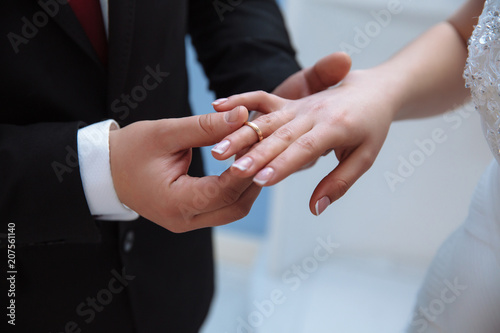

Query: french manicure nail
[
  {"left": 232, "top": 157, "right": 253, "bottom": 171},
  {"left": 253, "top": 167, "right": 274, "bottom": 186},
  {"left": 212, "top": 140, "right": 230, "bottom": 155},
  {"left": 315, "top": 196, "right": 331, "bottom": 216},
  {"left": 212, "top": 98, "right": 228, "bottom": 106}
]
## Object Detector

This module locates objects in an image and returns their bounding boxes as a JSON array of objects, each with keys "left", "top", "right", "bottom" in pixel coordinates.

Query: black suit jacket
[{"left": 0, "top": 0, "right": 300, "bottom": 331}]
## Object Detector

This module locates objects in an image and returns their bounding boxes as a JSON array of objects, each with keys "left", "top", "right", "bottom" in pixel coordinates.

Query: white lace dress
[
  {"left": 408, "top": 0, "right": 500, "bottom": 333},
  {"left": 407, "top": 1, "right": 500, "bottom": 332}
]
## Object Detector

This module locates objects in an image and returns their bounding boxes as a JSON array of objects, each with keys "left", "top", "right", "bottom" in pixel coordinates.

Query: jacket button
[{"left": 123, "top": 230, "right": 135, "bottom": 253}]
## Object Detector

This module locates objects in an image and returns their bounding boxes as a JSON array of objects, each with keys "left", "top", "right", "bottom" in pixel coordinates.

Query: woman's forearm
[
  {"left": 365, "top": 0, "right": 484, "bottom": 121},
  {"left": 386, "top": 22, "right": 469, "bottom": 120}
]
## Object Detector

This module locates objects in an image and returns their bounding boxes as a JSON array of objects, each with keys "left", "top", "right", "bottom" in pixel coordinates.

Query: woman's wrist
[{"left": 343, "top": 68, "right": 404, "bottom": 122}]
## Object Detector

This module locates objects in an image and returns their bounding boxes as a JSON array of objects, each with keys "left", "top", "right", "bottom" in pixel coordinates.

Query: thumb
[
  {"left": 305, "top": 52, "right": 352, "bottom": 93},
  {"left": 169, "top": 106, "right": 249, "bottom": 149},
  {"left": 271, "top": 52, "right": 352, "bottom": 100}
]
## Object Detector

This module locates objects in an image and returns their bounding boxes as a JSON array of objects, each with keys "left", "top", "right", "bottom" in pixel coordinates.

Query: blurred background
[{"left": 186, "top": 0, "right": 492, "bottom": 332}]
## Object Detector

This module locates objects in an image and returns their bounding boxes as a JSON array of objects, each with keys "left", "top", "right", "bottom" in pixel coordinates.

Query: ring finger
[
  {"left": 229, "top": 118, "right": 314, "bottom": 178},
  {"left": 211, "top": 109, "right": 294, "bottom": 160}
]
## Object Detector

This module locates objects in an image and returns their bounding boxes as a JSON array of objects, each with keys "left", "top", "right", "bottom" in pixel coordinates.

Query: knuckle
[
  {"left": 198, "top": 114, "right": 216, "bottom": 137},
  {"left": 358, "top": 150, "right": 376, "bottom": 170},
  {"left": 258, "top": 112, "right": 276, "bottom": 126},
  {"left": 342, "top": 116, "right": 357, "bottom": 132},
  {"left": 325, "top": 109, "right": 350, "bottom": 128},
  {"left": 295, "top": 136, "right": 317, "bottom": 154},
  {"left": 231, "top": 203, "right": 251, "bottom": 221},
  {"left": 272, "top": 154, "right": 289, "bottom": 168},
  {"left": 333, "top": 178, "right": 350, "bottom": 199},
  {"left": 310, "top": 101, "right": 326, "bottom": 113},
  {"left": 273, "top": 126, "right": 294, "bottom": 143},
  {"left": 222, "top": 186, "right": 241, "bottom": 205},
  {"left": 256, "top": 90, "right": 268, "bottom": 99},
  {"left": 256, "top": 111, "right": 292, "bottom": 130}
]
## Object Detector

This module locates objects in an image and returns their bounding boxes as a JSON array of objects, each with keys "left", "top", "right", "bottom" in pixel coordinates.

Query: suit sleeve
[
  {"left": 0, "top": 122, "right": 101, "bottom": 245},
  {"left": 188, "top": 0, "right": 302, "bottom": 97}
]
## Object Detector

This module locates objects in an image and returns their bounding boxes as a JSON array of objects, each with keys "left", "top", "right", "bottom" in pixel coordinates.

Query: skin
[
  {"left": 211, "top": 0, "right": 485, "bottom": 216},
  {"left": 108, "top": 55, "right": 352, "bottom": 233},
  {"left": 109, "top": 107, "right": 259, "bottom": 233}
]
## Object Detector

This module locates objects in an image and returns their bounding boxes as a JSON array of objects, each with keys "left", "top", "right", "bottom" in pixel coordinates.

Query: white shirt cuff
[{"left": 77, "top": 120, "right": 139, "bottom": 221}]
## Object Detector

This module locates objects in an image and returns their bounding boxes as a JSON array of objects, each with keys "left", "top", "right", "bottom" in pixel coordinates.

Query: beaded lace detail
[{"left": 464, "top": 0, "right": 500, "bottom": 163}]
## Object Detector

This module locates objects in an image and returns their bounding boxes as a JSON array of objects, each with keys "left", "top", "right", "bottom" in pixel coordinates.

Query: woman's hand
[
  {"left": 211, "top": 69, "right": 399, "bottom": 216},
  {"left": 218, "top": 51, "right": 352, "bottom": 160}
]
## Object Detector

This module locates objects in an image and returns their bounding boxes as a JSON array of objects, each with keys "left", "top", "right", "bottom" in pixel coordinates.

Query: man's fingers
[
  {"left": 212, "top": 91, "right": 287, "bottom": 113},
  {"left": 171, "top": 168, "right": 254, "bottom": 222},
  {"left": 190, "top": 183, "right": 262, "bottom": 228},
  {"left": 309, "top": 147, "right": 375, "bottom": 216},
  {"left": 272, "top": 52, "right": 352, "bottom": 100},
  {"left": 165, "top": 106, "right": 248, "bottom": 150},
  {"left": 306, "top": 52, "right": 352, "bottom": 93}
]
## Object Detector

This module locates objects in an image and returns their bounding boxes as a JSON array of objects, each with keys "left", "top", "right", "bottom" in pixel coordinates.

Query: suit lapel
[
  {"left": 107, "top": 0, "right": 136, "bottom": 109},
  {"left": 36, "top": 0, "right": 104, "bottom": 68},
  {"left": 36, "top": 0, "right": 137, "bottom": 115}
]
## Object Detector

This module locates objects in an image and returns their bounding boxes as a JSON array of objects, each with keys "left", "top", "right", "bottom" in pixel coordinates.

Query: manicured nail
[
  {"left": 315, "top": 196, "right": 331, "bottom": 216},
  {"left": 253, "top": 167, "right": 274, "bottom": 186},
  {"left": 212, "top": 98, "right": 228, "bottom": 106},
  {"left": 225, "top": 107, "right": 240, "bottom": 123},
  {"left": 232, "top": 157, "right": 253, "bottom": 171},
  {"left": 212, "top": 140, "right": 230, "bottom": 155}
]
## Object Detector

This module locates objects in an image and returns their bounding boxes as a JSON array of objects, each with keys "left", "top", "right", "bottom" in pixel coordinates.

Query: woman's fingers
[
  {"left": 227, "top": 124, "right": 338, "bottom": 186},
  {"left": 229, "top": 120, "right": 314, "bottom": 178},
  {"left": 212, "top": 90, "right": 287, "bottom": 113},
  {"left": 309, "top": 146, "right": 376, "bottom": 216},
  {"left": 211, "top": 109, "right": 294, "bottom": 160},
  {"left": 211, "top": 92, "right": 291, "bottom": 159},
  {"left": 254, "top": 129, "right": 340, "bottom": 187}
]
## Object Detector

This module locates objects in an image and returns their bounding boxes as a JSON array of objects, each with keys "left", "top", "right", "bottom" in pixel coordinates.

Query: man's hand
[
  {"left": 272, "top": 52, "right": 352, "bottom": 99},
  {"left": 109, "top": 106, "right": 261, "bottom": 233}
]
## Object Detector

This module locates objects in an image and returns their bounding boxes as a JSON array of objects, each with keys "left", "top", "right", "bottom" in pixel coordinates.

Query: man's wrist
[{"left": 77, "top": 120, "right": 139, "bottom": 221}]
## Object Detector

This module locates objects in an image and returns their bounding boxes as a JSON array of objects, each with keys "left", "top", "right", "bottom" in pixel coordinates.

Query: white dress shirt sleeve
[{"left": 77, "top": 120, "right": 139, "bottom": 221}]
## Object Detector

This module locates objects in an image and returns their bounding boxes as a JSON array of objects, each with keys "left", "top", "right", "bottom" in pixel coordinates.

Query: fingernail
[
  {"left": 225, "top": 108, "right": 240, "bottom": 123},
  {"left": 232, "top": 156, "right": 253, "bottom": 171},
  {"left": 212, "top": 98, "right": 228, "bottom": 106},
  {"left": 253, "top": 167, "right": 274, "bottom": 186},
  {"left": 315, "top": 196, "right": 331, "bottom": 216},
  {"left": 212, "top": 140, "right": 230, "bottom": 155}
]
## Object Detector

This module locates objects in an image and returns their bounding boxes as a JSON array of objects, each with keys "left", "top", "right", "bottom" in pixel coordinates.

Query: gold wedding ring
[{"left": 244, "top": 121, "right": 264, "bottom": 142}]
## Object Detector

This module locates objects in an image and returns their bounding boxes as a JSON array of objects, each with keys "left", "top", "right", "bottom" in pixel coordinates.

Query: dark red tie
[{"left": 69, "top": 0, "right": 108, "bottom": 66}]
